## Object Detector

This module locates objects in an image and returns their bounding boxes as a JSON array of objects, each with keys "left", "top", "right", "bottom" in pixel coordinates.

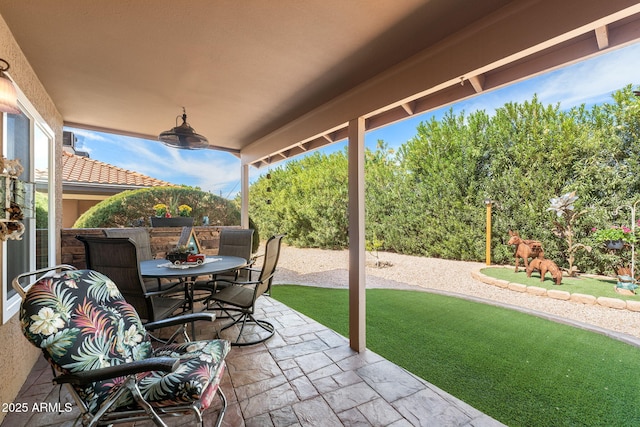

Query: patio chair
[
  {"left": 103, "top": 227, "right": 154, "bottom": 260},
  {"left": 192, "top": 228, "right": 255, "bottom": 304},
  {"left": 206, "top": 234, "right": 284, "bottom": 346},
  {"left": 216, "top": 228, "right": 255, "bottom": 281},
  {"left": 13, "top": 265, "right": 230, "bottom": 427},
  {"left": 103, "top": 227, "right": 181, "bottom": 292},
  {"left": 77, "top": 235, "right": 186, "bottom": 323}
]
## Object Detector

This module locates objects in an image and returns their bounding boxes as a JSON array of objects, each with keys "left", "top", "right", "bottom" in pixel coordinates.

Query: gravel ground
[{"left": 273, "top": 245, "right": 640, "bottom": 343}]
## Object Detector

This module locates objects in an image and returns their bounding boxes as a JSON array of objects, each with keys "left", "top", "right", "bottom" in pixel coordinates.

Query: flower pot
[
  {"left": 150, "top": 216, "right": 194, "bottom": 227},
  {"left": 604, "top": 239, "right": 624, "bottom": 250}
]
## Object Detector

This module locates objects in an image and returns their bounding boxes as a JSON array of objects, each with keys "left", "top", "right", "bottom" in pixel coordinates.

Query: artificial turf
[{"left": 272, "top": 285, "right": 640, "bottom": 426}]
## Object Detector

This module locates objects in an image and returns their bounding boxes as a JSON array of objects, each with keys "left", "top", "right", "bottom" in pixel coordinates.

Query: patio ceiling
[{"left": 1, "top": 0, "right": 639, "bottom": 168}]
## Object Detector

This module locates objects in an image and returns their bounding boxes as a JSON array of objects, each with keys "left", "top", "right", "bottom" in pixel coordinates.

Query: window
[{"left": 1, "top": 90, "right": 55, "bottom": 323}]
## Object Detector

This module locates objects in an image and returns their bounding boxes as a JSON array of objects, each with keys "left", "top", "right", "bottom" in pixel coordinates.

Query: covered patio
[
  {"left": 1, "top": 1, "right": 640, "bottom": 425},
  {"left": 2, "top": 296, "right": 504, "bottom": 427}
]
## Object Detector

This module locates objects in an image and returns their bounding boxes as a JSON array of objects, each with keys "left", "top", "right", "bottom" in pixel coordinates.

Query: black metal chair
[
  {"left": 103, "top": 227, "right": 154, "bottom": 260},
  {"left": 77, "top": 235, "right": 186, "bottom": 324},
  {"left": 216, "top": 228, "right": 255, "bottom": 280},
  {"left": 103, "top": 227, "right": 182, "bottom": 292},
  {"left": 13, "top": 265, "right": 229, "bottom": 427},
  {"left": 206, "top": 234, "right": 284, "bottom": 346},
  {"left": 192, "top": 228, "right": 255, "bottom": 304}
]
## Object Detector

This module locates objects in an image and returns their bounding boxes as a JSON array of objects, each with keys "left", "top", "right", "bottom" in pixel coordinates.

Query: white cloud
[
  {"left": 535, "top": 43, "right": 640, "bottom": 108},
  {"left": 120, "top": 140, "right": 242, "bottom": 194}
]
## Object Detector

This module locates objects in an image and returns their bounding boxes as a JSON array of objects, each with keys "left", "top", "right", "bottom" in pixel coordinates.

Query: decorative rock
[
  {"left": 596, "top": 297, "right": 626, "bottom": 310},
  {"left": 470, "top": 271, "right": 484, "bottom": 281},
  {"left": 472, "top": 268, "right": 638, "bottom": 312},
  {"left": 492, "top": 279, "right": 510, "bottom": 288},
  {"left": 570, "top": 293, "right": 597, "bottom": 305},
  {"left": 547, "top": 289, "right": 571, "bottom": 300},
  {"left": 508, "top": 282, "right": 527, "bottom": 293},
  {"left": 626, "top": 300, "right": 640, "bottom": 312},
  {"left": 526, "top": 286, "right": 547, "bottom": 296}
]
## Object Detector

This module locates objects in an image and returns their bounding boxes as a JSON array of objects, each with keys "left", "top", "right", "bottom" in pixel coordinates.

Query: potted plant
[
  {"left": 178, "top": 204, "right": 192, "bottom": 217},
  {"left": 591, "top": 225, "right": 636, "bottom": 250},
  {"left": 153, "top": 203, "right": 170, "bottom": 217}
]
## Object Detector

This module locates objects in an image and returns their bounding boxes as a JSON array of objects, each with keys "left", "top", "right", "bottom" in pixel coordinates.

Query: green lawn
[
  {"left": 481, "top": 267, "right": 640, "bottom": 301},
  {"left": 272, "top": 285, "right": 640, "bottom": 427}
]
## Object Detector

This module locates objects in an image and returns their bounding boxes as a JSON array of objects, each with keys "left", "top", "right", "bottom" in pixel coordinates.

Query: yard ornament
[
  {"left": 526, "top": 258, "right": 562, "bottom": 285},
  {"left": 507, "top": 230, "right": 544, "bottom": 272}
]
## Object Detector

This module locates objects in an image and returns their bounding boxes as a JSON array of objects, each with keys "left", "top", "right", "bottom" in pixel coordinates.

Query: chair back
[
  {"left": 19, "top": 268, "right": 152, "bottom": 412},
  {"left": 104, "top": 227, "right": 154, "bottom": 261},
  {"left": 218, "top": 228, "right": 254, "bottom": 279},
  {"left": 77, "top": 235, "right": 155, "bottom": 321},
  {"left": 256, "top": 234, "right": 284, "bottom": 295},
  {"left": 218, "top": 228, "right": 254, "bottom": 258}
]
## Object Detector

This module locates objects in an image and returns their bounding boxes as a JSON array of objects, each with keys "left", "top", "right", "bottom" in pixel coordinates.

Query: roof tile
[{"left": 62, "top": 151, "right": 173, "bottom": 187}]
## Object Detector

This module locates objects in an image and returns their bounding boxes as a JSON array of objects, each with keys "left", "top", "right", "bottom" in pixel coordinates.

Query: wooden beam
[
  {"left": 595, "top": 25, "right": 609, "bottom": 49},
  {"left": 400, "top": 102, "right": 415, "bottom": 115},
  {"left": 468, "top": 74, "right": 485, "bottom": 93}
]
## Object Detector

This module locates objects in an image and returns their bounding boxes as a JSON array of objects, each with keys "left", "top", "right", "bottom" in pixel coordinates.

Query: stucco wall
[{"left": 0, "top": 13, "right": 63, "bottom": 423}]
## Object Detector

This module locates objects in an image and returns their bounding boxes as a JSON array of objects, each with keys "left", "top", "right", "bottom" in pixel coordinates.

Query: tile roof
[{"left": 62, "top": 151, "right": 173, "bottom": 188}]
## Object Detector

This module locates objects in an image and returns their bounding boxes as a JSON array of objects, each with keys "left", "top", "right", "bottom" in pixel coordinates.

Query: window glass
[
  {"left": 5, "top": 110, "right": 30, "bottom": 300},
  {"left": 2, "top": 95, "right": 55, "bottom": 323},
  {"left": 34, "top": 124, "right": 50, "bottom": 268}
]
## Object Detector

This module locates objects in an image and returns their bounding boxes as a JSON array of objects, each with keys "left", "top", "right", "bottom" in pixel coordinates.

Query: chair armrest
[
  {"left": 144, "top": 283, "right": 187, "bottom": 298},
  {"left": 53, "top": 357, "right": 179, "bottom": 385},
  {"left": 144, "top": 312, "right": 216, "bottom": 330},
  {"left": 215, "top": 278, "right": 262, "bottom": 287}
]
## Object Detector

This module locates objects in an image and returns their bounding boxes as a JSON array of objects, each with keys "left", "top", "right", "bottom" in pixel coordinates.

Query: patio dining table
[
  {"left": 140, "top": 255, "right": 248, "bottom": 312},
  {"left": 140, "top": 255, "right": 248, "bottom": 281}
]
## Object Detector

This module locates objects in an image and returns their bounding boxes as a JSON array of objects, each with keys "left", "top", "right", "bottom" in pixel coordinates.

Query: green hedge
[{"left": 248, "top": 86, "right": 640, "bottom": 274}]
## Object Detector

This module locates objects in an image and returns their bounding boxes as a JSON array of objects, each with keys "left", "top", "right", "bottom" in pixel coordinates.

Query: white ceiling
[{"left": 1, "top": 0, "right": 639, "bottom": 167}]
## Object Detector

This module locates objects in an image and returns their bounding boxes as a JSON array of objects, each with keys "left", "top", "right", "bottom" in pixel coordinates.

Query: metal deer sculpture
[
  {"left": 526, "top": 257, "right": 562, "bottom": 285},
  {"left": 507, "top": 230, "right": 544, "bottom": 272}
]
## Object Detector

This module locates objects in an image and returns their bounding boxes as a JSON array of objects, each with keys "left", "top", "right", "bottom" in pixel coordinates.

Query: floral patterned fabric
[{"left": 20, "top": 269, "right": 230, "bottom": 414}]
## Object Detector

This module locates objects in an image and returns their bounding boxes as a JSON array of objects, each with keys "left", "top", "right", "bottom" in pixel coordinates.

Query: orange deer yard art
[
  {"left": 508, "top": 230, "right": 544, "bottom": 272},
  {"left": 526, "top": 257, "right": 563, "bottom": 285}
]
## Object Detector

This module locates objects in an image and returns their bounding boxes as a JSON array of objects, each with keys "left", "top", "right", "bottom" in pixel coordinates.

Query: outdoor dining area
[{"left": 3, "top": 226, "right": 504, "bottom": 427}]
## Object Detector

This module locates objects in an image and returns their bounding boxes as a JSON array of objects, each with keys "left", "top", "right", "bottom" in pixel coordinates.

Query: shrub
[{"left": 74, "top": 186, "right": 239, "bottom": 228}]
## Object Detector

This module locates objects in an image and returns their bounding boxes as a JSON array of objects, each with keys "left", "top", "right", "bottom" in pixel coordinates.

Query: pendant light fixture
[
  {"left": 158, "top": 107, "right": 209, "bottom": 149},
  {"left": 0, "top": 58, "right": 20, "bottom": 114}
]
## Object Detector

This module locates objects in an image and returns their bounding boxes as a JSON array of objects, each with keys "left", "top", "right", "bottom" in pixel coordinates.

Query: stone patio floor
[{"left": 2, "top": 296, "right": 505, "bottom": 427}]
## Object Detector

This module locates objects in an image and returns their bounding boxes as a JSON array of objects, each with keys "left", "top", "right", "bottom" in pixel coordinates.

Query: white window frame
[{"left": 1, "top": 85, "right": 55, "bottom": 323}]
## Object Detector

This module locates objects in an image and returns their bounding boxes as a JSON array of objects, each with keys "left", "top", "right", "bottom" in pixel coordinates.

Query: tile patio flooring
[{"left": 2, "top": 296, "right": 505, "bottom": 427}]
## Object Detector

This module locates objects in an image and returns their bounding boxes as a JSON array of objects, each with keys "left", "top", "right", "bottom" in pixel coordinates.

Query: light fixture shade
[
  {"left": 158, "top": 109, "right": 209, "bottom": 149},
  {"left": 0, "top": 59, "right": 19, "bottom": 114}
]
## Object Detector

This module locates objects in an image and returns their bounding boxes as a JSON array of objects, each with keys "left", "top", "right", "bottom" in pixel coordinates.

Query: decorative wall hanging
[{"left": 0, "top": 156, "right": 27, "bottom": 240}]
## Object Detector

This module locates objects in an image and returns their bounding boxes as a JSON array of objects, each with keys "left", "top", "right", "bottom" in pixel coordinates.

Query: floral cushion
[{"left": 20, "top": 269, "right": 229, "bottom": 414}]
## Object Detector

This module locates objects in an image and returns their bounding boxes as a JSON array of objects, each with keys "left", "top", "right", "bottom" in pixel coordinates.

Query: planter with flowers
[
  {"left": 592, "top": 225, "right": 637, "bottom": 277},
  {"left": 150, "top": 203, "right": 194, "bottom": 227},
  {"left": 592, "top": 225, "right": 636, "bottom": 250}
]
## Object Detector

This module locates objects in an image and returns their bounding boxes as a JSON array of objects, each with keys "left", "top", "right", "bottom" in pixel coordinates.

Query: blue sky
[{"left": 69, "top": 42, "right": 640, "bottom": 198}]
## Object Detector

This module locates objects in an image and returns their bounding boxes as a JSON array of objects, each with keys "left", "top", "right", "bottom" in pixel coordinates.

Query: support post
[
  {"left": 484, "top": 199, "right": 492, "bottom": 266},
  {"left": 348, "top": 117, "right": 366, "bottom": 352},
  {"left": 241, "top": 164, "right": 249, "bottom": 229}
]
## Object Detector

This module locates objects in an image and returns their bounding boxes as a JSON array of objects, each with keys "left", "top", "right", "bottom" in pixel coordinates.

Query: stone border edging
[{"left": 472, "top": 269, "right": 640, "bottom": 313}]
